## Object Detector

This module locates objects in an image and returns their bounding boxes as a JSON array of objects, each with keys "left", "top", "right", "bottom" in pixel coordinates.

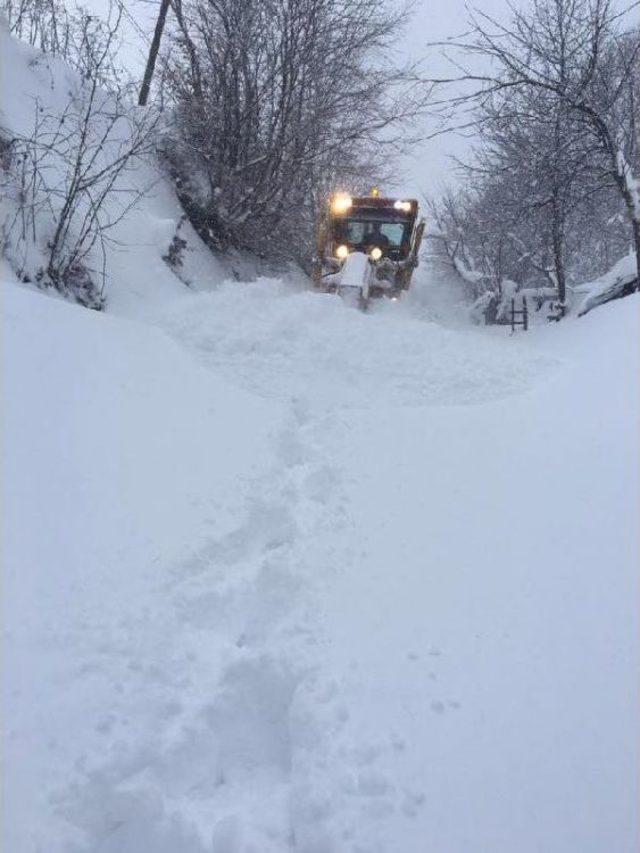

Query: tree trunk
[
  {"left": 586, "top": 109, "right": 640, "bottom": 287},
  {"left": 551, "top": 191, "right": 567, "bottom": 305},
  {"left": 616, "top": 169, "right": 640, "bottom": 287}
]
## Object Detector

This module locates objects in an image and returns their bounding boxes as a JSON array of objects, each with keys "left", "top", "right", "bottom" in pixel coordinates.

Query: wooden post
[
  {"left": 138, "top": 0, "right": 172, "bottom": 107},
  {"left": 510, "top": 297, "right": 528, "bottom": 332}
]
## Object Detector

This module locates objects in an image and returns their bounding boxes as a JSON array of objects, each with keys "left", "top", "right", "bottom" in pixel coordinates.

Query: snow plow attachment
[
  {"left": 334, "top": 251, "right": 374, "bottom": 310},
  {"left": 312, "top": 190, "right": 425, "bottom": 307}
]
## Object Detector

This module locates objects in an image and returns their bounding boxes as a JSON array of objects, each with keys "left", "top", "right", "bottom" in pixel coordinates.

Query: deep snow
[
  {"left": 3, "top": 258, "right": 639, "bottom": 852},
  {"left": 2, "top": 18, "right": 639, "bottom": 853}
]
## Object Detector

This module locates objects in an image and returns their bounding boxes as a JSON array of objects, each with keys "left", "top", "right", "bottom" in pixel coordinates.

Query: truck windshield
[{"left": 335, "top": 219, "right": 409, "bottom": 249}]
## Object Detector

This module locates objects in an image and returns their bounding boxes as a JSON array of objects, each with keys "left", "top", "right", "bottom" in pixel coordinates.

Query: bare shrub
[
  {"left": 162, "top": 0, "right": 427, "bottom": 262},
  {"left": 427, "top": 0, "right": 639, "bottom": 315},
  {"left": 3, "top": 0, "right": 128, "bottom": 90},
  {"left": 1, "top": 9, "right": 158, "bottom": 307}
]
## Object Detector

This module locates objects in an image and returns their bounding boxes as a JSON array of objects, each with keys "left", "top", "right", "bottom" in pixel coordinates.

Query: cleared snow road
[{"left": 3, "top": 268, "right": 639, "bottom": 853}]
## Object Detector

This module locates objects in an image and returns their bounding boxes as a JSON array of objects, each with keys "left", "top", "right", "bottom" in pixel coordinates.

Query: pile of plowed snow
[{"left": 159, "top": 277, "right": 558, "bottom": 409}]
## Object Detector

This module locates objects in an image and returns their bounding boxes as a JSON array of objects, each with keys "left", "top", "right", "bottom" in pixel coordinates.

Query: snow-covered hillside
[
  {"left": 3, "top": 252, "right": 639, "bottom": 851},
  {"left": 0, "top": 18, "right": 236, "bottom": 316}
]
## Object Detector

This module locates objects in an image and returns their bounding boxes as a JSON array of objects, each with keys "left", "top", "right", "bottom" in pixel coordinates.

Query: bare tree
[
  {"left": 462, "top": 85, "right": 608, "bottom": 303},
  {"left": 1, "top": 7, "right": 158, "bottom": 306},
  {"left": 161, "top": 0, "right": 427, "bottom": 260},
  {"left": 427, "top": 61, "right": 633, "bottom": 322},
  {"left": 4, "top": 0, "right": 74, "bottom": 52},
  {"left": 428, "top": 0, "right": 640, "bottom": 286},
  {"left": 2, "top": 0, "right": 128, "bottom": 90}
]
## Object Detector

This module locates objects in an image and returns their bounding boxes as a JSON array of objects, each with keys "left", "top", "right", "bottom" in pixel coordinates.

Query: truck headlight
[
  {"left": 331, "top": 194, "right": 352, "bottom": 214},
  {"left": 336, "top": 244, "right": 349, "bottom": 259},
  {"left": 370, "top": 247, "right": 382, "bottom": 261}
]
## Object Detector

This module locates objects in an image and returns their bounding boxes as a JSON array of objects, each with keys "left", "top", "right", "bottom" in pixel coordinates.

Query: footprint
[
  {"left": 349, "top": 743, "right": 381, "bottom": 768},
  {"left": 276, "top": 426, "right": 307, "bottom": 468},
  {"left": 303, "top": 465, "right": 338, "bottom": 504},
  {"left": 402, "top": 789, "right": 426, "bottom": 818},
  {"left": 203, "top": 657, "right": 299, "bottom": 781},
  {"left": 172, "top": 497, "right": 298, "bottom": 582},
  {"left": 211, "top": 814, "right": 243, "bottom": 853},
  {"left": 291, "top": 396, "right": 311, "bottom": 427},
  {"left": 357, "top": 769, "right": 390, "bottom": 797}
]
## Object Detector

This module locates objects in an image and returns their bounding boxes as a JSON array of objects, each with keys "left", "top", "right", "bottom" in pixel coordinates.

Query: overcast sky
[{"left": 394, "top": 0, "right": 510, "bottom": 197}]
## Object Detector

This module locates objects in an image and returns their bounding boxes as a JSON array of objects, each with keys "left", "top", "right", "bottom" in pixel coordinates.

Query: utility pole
[{"left": 138, "top": 0, "right": 172, "bottom": 107}]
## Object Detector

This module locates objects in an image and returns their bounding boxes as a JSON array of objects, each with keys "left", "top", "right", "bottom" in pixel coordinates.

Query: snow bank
[
  {"left": 310, "top": 295, "right": 640, "bottom": 851},
  {"left": 158, "top": 276, "right": 557, "bottom": 410},
  {"left": 1, "top": 276, "right": 283, "bottom": 852},
  {"left": 0, "top": 20, "right": 227, "bottom": 316},
  {"left": 570, "top": 252, "right": 638, "bottom": 317}
]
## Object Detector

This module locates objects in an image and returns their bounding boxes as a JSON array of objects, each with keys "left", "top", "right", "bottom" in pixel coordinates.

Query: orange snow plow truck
[{"left": 312, "top": 189, "right": 425, "bottom": 308}]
